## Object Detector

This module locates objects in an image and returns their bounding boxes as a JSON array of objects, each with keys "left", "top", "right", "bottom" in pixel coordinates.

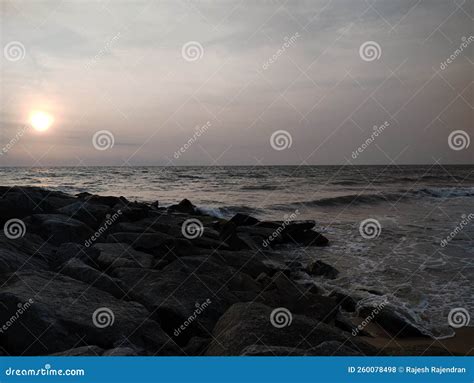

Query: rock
[
  {"left": 183, "top": 337, "right": 210, "bottom": 356},
  {"left": 0, "top": 186, "right": 76, "bottom": 223},
  {"left": 27, "top": 214, "right": 94, "bottom": 246},
  {"left": 307, "top": 260, "right": 339, "bottom": 279},
  {"left": 102, "top": 347, "right": 140, "bottom": 356},
  {"left": 94, "top": 243, "right": 154, "bottom": 269},
  {"left": 0, "top": 271, "right": 179, "bottom": 355},
  {"left": 230, "top": 213, "right": 259, "bottom": 226},
  {"left": 54, "top": 242, "right": 100, "bottom": 268},
  {"left": 51, "top": 345, "right": 104, "bottom": 356},
  {"left": 106, "top": 232, "right": 184, "bottom": 257},
  {"left": 56, "top": 201, "right": 110, "bottom": 229},
  {"left": 312, "top": 341, "right": 363, "bottom": 356},
  {"left": 78, "top": 194, "right": 128, "bottom": 208},
  {"left": 0, "top": 246, "right": 48, "bottom": 275},
  {"left": 168, "top": 199, "right": 196, "bottom": 214},
  {"left": 206, "top": 302, "right": 378, "bottom": 356},
  {"left": 219, "top": 222, "right": 251, "bottom": 250},
  {"left": 358, "top": 303, "right": 430, "bottom": 338},
  {"left": 335, "top": 310, "right": 372, "bottom": 337},
  {"left": 60, "top": 258, "right": 126, "bottom": 299},
  {"left": 113, "top": 261, "right": 238, "bottom": 345}
]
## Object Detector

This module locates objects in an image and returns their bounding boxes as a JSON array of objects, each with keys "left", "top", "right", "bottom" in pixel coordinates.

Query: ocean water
[{"left": 1, "top": 165, "right": 473, "bottom": 338}]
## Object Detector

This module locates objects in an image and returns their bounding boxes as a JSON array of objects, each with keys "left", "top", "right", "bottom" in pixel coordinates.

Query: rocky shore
[{"left": 0, "top": 186, "right": 457, "bottom": 356}]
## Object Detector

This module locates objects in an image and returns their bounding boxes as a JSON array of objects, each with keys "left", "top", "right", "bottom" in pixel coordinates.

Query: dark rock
[
  {"left": 240, "top": 342, "right": 362, "bottom": 356},
  {"left": 102, "top": 347, "right": 140, "bottom": 356},
  {"left": 230, "top": 213, "right": 259, "bottom": 226},
  {"left": 79, "top": 194, "right": 128, "bottom": 208},
  {"left": 106, "top": 232, "right": 177, "bottom": 253},
  {"left": 54, "top": 242, "right": 100, "bottom": 268},
  {"left": 206, "top": 302, "right": 378, "bottom": 356},
  {"left": 168, "top": 199, "right": 196, "bottom": 214},
  {"left": 27, "top": 214, "right": 94, "bottom": 246},
  {"left": 56, "top": 201, "right": 110, "bottom": 229},
  {"left": 219, "top": 222, "right": 251, "bottom": 250},
  {"left": 50, "top": 345, "right": 104, "bottom": 356},
  {"left": 335, "top": 310, "right": 372, "bottom": 337},
  {"left": 307, "top": 260, "right": 339, "bottom": 279},
  {"left": 183, "top": 337, "right": 210, "bottom": 356},
  {"left": 312, "top": 340, "right": 363, "bottom": 356},
  {"left": 60, "top": 258, "right": 126, "bottom": 299},
  {"left": 358, "top": 303, "right": 430, "bottom": 338},
  {"left": 94, "top": 243, "right": 154, "bottom": 269},
  {"left": 0, "top": 271, "right": 179, "bottom": 355},
  {"left": 211, "top": 251, "right": 270, "bottom": 278}
]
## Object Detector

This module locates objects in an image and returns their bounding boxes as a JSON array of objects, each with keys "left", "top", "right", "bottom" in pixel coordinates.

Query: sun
[{"left": 30, "top": 111, "right": 54, "bottom": 132}]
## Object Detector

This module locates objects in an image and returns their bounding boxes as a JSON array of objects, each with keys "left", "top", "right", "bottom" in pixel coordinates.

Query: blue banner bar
[{"left": 0, "top": 357, "right": 472, "bottom": 383}]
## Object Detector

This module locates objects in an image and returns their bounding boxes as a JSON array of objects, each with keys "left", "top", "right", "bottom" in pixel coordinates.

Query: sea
[{"left": 1, "top": 165, "right": 473, "bottom": 338}]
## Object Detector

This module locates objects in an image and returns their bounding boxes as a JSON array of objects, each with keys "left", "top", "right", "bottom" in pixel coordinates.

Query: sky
[{"left": 0, "top": 0, "right": 472, "bottom": 166}]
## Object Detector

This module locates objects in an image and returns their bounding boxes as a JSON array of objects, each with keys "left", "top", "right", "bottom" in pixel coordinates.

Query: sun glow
[{"left": 30, "top": 111, "right": 54, "bottom": 132}]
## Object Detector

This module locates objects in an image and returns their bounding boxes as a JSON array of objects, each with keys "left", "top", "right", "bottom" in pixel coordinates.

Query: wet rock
[
  {"left": 0, "top": 271, "right": 178, "bottom": 355},
  {"left": 219, "top": 222, "right": 251, "bottom": 250},
  {"left": 358, "top": 304, "right": 430, "bottom": 338},
  {"left": 54, "top": 242, "right": 100, "bottom": 268},
  {"left": 183, "top": 336, "right": 210, "bottom": 356},
  {"left": 230, "top": 213, "right": 259, "bottom": 226},
  {"left": 78, "top": 194, "right": 128, "bottom": 208},
  {"left": 307, "top": 260, "right": 339, "bottom": 279},
  {"left": 168, "top": 199, "right": 196, "bottom": 214},
  {"left": 335, "top": 310, "right": 372, "bottom": 337}
]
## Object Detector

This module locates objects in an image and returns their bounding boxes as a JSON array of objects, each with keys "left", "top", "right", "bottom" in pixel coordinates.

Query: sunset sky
[{"left": 1, "top": 0, "right": 472, "bottom": 166}]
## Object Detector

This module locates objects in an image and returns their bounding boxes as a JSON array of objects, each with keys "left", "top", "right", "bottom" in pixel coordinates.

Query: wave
[{"left": 273, "top": 187, "right": 474, "bottom": 208}]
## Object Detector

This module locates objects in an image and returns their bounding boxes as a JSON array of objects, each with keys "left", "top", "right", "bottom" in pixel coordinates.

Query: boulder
[
  {"left": 50, "top": 345, "right": 104, "bottom": 356},
  {"left": 56, "top": 201, "right": 110, "bottom": 229},
  {"left": 168, "top": 199, "right": 196, "bottom": 214},
  {"left": 0, "top": 271, "right": 179, "bottom": 355},
  {"left": 206, "top": 302, "right": 378, "bottom": 356},
  {"left": 94, "top": 243, "right": 154, "bottom": 269},
  {"left": 54, "top": 242, "right": 100, "bottom": 268},
  {"left": 27, "top": 214, "right": 94, "bottom": 246},
  {"left": 307, "top": 260, "right": 339, "bottom": 279},
  {"left": 230, "top": 213, "right": 259, "bottom": 226}
]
